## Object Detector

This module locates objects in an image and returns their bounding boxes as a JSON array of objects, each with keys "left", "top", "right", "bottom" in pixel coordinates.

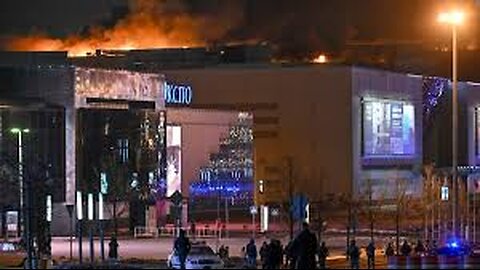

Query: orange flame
[
  {"left": 312, "top": 54, "right": 328, "bottom": 63},
  {"left": 4, "top": 0, "right": 212, "bottom": 57}
]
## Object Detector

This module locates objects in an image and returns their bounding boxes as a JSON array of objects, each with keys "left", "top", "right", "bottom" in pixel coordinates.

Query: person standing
[
  {"left": 174, "top": 229, "right": 191, "bottom": 269},
  {"left": 108, "top": 235, "right": 118, "bottom": 260},
  {"left": 190, "top": 221, "right": 196, "bottom": 240},
  {"left": 414, "top": 240, "right": 425, "bottom": 256},
  {"left": 385, "top": 242, "right": 395, "bottom": 257},
  {"left": 367, "top": 241, "right": 376, "bottom": 269},
  {"left": 292, "top": 222, "right": 318, "bottom": 269},
  {"left": 108, "top": 235, "right": 119, "bottom": 261},
  {"left": 400, "top": 240, "right": 412, "bottom": 256},
  {"left": 268, "top": 239, "right": 283, "bottom": 269},
  {"left": 348, "top": 240, "right": 360, "bottom": 270},
  {"left": 318, "top": 241, "right": 329, "bottom": 269},
  {"left": 260, "top": 241, "right": 268, "bottom": 269},
  {"left": 246, "top": 239, "right": 257, "bottom": 268},
  {"left": 285, "top": 240, "right": 296, "bottom": 269}
]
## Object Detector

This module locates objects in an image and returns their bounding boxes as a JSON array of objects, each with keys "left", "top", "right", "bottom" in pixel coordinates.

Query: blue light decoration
[
  {"left": 422, "top": 76, "right": 449, "bottom": 126},
  {"left": 189, "top": 113, "right": 254, "bottom": 207}
]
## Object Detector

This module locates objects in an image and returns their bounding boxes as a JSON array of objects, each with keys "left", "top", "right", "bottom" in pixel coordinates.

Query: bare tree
[
  {"left": 97, "top": 153, "right": 130, "bottom": 237},
  {"left": 359, "top": 178, "right": 389, "bottom": 243},
  {"left": 394, "top": 177, "right": 414, "bottom": 254}
]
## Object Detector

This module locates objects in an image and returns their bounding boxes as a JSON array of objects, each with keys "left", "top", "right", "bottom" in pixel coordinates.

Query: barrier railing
[
  {"left": 133, "top": 226, "right": 158, "bottom": 238},
  {"left": 134, "top": 225, "right": 223, "bottom": 239}
]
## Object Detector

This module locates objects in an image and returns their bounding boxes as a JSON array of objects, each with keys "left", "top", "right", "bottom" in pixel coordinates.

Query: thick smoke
[
  {"left": 3, "top": 0, "right": 441, "bottom": 59},
  {"left": 3, "top": 0, "right": 244, "bottom": 56}
]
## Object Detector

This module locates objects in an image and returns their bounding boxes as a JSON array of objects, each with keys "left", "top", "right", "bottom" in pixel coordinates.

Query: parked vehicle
[{"left": 168, "top": 242, "right": 224, "bottom": 269}]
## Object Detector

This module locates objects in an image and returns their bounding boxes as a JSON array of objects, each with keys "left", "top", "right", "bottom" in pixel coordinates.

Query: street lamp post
[
  {"left": 10, "top": 128, "right": 29, "bottom": 239},
  {"left": 250, "top": 206, "right": 257, "bottom": 239},
  {"left": 88, "top": 193, "right": 95, "bottom": 263},
  {"left": 438, "top": 9, "right": 464, "bottom": 239},
  {"left": 9, "top": 128, "right": 36, "bottom": 268},
  {"left": 65, "top": 204, "right": 74, "bottom": 261},
  {"left": 76, "top": 191, "right": 84, "bottom": 264},
  {"left": 98, "top": 193, "right": 105, "bottom": 262}
]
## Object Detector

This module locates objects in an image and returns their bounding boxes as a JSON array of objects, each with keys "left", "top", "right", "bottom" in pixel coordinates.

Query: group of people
[
  {"left": 384, "top": 239, "right": 438, "bottom": 257},
  {"left": 259, "top": 239, "right": 284, "bottom": 269},
  {"left": 346, "top": 239, "right": 376, "bottom": 269},
  {"left": 243, "top": 222, "right": 330, "bottom": 269},
  {"left": 348, "top": 238, "right": 437, "bottom": 269}
]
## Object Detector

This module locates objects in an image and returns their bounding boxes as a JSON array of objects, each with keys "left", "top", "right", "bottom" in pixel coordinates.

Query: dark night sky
[{"left": 0, "top": 0, "right": 477, "bottom": 56}]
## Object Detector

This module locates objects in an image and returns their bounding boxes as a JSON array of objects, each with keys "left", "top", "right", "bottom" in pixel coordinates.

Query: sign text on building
[{"left": 165, "top": 82, "right": 193, "bottom": 105}]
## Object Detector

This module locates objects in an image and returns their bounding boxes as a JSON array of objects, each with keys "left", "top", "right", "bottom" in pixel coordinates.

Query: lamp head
[
  {"left": 10, "top": 128, "right": 30, "bottom": 133},
  {"left": 438, "top": 10, "right": 465, "bottom": 26}
]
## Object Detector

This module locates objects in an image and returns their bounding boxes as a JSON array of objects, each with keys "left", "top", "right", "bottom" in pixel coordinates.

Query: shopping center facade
[{"left": 1, "top": 48, "right": 480, "bottom": 235}]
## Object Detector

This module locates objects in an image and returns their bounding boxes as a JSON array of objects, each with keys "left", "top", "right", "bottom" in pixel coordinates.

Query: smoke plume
[{"left": 3, "top": 0, "right": 243, "bottom": 56}]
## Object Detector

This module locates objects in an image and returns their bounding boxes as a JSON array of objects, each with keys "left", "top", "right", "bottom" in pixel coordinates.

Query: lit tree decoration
[
  {"left": 190, "top": 113, "right": 254, "bottom": 206},
  {"left": 423, "top": 76, "right": 449, "bottom": 127}
]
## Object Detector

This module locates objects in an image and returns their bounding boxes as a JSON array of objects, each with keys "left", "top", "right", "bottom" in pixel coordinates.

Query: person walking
[
  {"left": 367, "top": 241, "right": 376, "bottom": 269},
  {"left": 318, "top": 241, "right": 329, "bottom": 269},
  {"left": 246, "top": 239, "right": 257, "bottom": 269},
  {"left": 174, "top": 229, "right": 191, "bottom": 269},
  {"left": 291, "top": 222, "right": 318, "bottom": 269},
  {"left": 348, "top": 240, "right": 360, "bottom": 270}
]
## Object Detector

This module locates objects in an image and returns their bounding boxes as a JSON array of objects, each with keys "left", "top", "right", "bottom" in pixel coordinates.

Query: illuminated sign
[
  {"left": 165, "top": 83, "right": 192, "bottom": 105},
  {"left": 167, "top": 125, "right": 182, "bottom": 197},
  {"left": 98, "top": 193, "right": 104, "bottom": 220},
  {"left": 441, "top": 186, "right": 449, "bottom": 201},
  {"left": 363, "top": 98, "right": 415, "bottom": 157},
  {"left": 76, "top": 191, "right": 83, "bottom": 220},
  {"left": 100, "top": 172, "right": 108, "bottom": 194},
  {"left": 88, "top": 193, "right": 94, "bottom": 220},
  {"left": 46, "top": 195, "right": 52, "bottom": 222}
]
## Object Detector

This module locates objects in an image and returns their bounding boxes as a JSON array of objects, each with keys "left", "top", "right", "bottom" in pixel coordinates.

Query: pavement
[
  {"left": 51, "top": 234, "right": 367, "bottom": 260},
  {"left": 50, "top": 235, "right": 388, "bottom": 269}
]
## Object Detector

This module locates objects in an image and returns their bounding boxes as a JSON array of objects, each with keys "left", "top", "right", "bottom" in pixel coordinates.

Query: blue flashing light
[{"left": 446, "top": 238, "right": 460, "bottom": 249}]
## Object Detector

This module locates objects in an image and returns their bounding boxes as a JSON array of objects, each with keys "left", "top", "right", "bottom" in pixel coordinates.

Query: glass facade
[
  {"left": 0, "top": 104, "right": 64, "bottom": 240},
  {"left": 77, "top": 108, "right": 166, "bottom": 229}
]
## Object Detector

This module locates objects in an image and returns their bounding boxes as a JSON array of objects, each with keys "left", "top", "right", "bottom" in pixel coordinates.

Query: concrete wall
[
  {"left": 351, "top": 68, "right": 424, "bottom": 198},
  {"left": 463, "top": 82, "right": 480, "bottom": 166}
]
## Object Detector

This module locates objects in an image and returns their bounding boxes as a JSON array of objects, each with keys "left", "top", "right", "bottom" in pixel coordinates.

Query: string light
[
  {"left": 189, "top": 113, "right": 254, "bottom": 204},
  {"left": 423, "top": 76, "right": 448, "bottom": 125}
]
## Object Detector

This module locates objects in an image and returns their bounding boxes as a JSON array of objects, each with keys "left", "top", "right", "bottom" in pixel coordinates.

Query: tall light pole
[
  {"left": 10, "top": 128, "right": 33, "bottom": 268},
  {"left": 438, "top": 9, "right": 464, "bottom": 239},
  {"left": 10, "top": 128, "right": 30, "bottom": 239}
]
